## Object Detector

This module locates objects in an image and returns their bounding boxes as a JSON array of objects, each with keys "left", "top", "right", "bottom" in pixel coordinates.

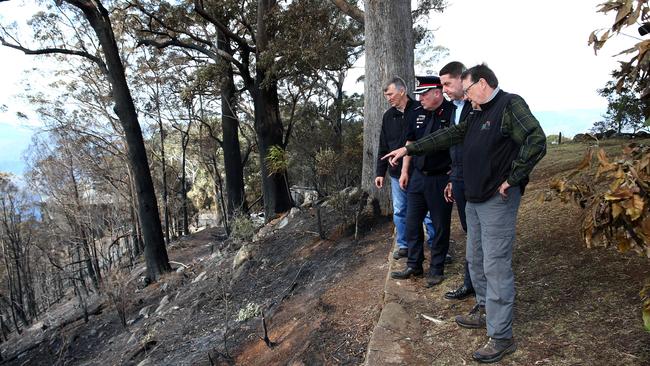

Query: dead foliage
[
  {"left": 589, "top": 0, "right": 650, "bottom": 95},
  {"left": 548, "top": 143, "right": 650, "bottom": 330},
  {"left": 102, "top": 269, "right": 133, "bottom": 329}
]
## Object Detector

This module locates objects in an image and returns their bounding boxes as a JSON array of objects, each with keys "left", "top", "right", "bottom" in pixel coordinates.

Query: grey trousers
[{"left": 465, "top": 186, "right": 521, "bottom": 340}]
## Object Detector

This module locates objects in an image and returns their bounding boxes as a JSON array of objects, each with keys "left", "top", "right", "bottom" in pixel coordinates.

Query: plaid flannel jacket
[{"left": 405, "top": 94, "right": 547, "bottom": 186}]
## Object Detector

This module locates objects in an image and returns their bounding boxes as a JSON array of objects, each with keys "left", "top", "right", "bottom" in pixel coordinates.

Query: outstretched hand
[{"left": 382, "top": 147, "right": 408, "bottom": 167}]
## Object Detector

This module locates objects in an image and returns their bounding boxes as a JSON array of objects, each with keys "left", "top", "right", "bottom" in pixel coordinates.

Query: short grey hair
[{"left": 383, "top": 76, "right": 407, "bottom": 93}]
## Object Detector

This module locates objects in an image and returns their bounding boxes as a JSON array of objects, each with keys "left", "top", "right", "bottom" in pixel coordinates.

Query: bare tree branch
[
  {"left": 0, "top": 35, "right": 108, "bottom": 75},
  {"left": 137, "top": 38, "right": 243, "bottom": 71},
  {"left": 329, "top": 0, "right": 364, "bottom": 25}
]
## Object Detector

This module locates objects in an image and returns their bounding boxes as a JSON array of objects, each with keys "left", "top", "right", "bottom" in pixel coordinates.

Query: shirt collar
[
  {"left": 484, "top": 86, "right": 501, "bottom": 104},
  {"left": 479, "top": 88, "right": 504, "bottom": 110}
]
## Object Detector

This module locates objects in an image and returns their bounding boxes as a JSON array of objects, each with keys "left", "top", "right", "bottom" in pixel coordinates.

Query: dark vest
[
  {"left": 410, "top": 100, "right": 453, "bottom": 175},
  {"left": 463, "top": 90, "right": 520, "bottom": 203}
]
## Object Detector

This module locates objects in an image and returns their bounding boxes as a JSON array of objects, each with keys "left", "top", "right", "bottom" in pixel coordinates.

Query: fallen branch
[
  {"left": 169, "top": 260, "right": 189, "bottom": 269},
  {"left": 55, "top": 303, "right": 104, "bottom": 330},
  {"left": 421, "top": 314, "right": 445, "bottom": 325},
  {"left": 0, "top": 340, "right": 44, "bottom": 365}
]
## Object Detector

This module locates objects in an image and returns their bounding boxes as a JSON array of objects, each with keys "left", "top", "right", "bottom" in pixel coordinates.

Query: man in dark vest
[
  {"left": 375, "top": 77, "right": 435, "bottom": 260},
  {"left": 390, "top": 75, "right": 453, "bottom": 289},
  {"left": 383, "top": 64, "right": 546, "bottom": 363},
  {"left": 439, "top": 61, "right": 475, "bottom": 301}
]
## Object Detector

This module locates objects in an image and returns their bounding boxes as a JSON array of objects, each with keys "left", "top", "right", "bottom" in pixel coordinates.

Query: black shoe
[
  {"left": 425, "top": 274, "right": 445, "bottom": 288},
  {"left": 444, "top": 254, "right": 453, "bottom": 264},
  {"left": 390, "top": 267, "right": 423, "bottom": 279},
  {"left": 472, "top": 337, "right": 517, "bottom": 363},
  {"left": 444, "top": 284, "right": 475, "bottom": 300},
  {"left": 392, "top": 248, "right": 408, "bottom": 260}
]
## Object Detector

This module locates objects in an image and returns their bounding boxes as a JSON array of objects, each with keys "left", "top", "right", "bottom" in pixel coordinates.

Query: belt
[{"left": 419, "top": 169, "right": 447, "bottom": 176}]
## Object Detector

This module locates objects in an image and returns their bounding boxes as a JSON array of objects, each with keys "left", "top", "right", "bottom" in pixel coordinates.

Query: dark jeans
[
  {"left": 452, "top": 179, "right": 473, "bottom": 290},
  {"left": 405, "top": 170, "right": 452, "bottom": 275}
]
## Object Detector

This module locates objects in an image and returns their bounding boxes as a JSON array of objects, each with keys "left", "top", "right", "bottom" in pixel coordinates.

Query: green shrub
[
  {"left": 265, "top": 145, "right": 289, "bottom": 175},
  {"left": 230, "top": 213, "right": 255, "bottom": 242},
  {"left": 236, "top": 302, "right": 261, "bottom": 322}
]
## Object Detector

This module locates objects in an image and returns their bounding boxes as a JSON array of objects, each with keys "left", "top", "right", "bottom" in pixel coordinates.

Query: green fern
[{"left": 265, "top": 145, "right": 289, "bottom": 176}]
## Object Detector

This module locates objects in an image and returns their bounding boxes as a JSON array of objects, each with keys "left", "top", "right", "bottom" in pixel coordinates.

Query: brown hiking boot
[
  {"left": 455, "top": 303, "right": 486, "bottom": 329},
  {"left": 472, "top": 337, "right": 517, "bottom": 363}
]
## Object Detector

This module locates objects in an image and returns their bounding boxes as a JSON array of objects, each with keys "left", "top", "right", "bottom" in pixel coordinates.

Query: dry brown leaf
[
  {"left": 627, "top": 2, "right": 642, "bottom": 26},
  {"left": 640, "top": 155, "right": 650, "bottom": 172},
  {"left": 598, "top": 1, "right": 623, "bottom": 13},
  {"left": 576, "top": 148, "right": 594, "bottom": 171},
  {"left": 597, "top": 148, "right": 610, "bottom": 165},
  {"left": 609, "top": 177, "right": 625, "bottom": 191},
  {"left": 625, "top": 194, "right": 645, "bottom": 221},
  {"left": 614, "top": 0, "right": 633, "bottom": 29},
  {"left": 604, "top": 187, "right": 634, "bottom": 201},
  {"left": 596, "top": 148, "right": 617, "bottom": 178},
  {"left": 550, "top": 179, "right": 566, "bottom": 192},
  {"left": 588, "top": 30, "right": 598, "bottom": 48},
  {"left": 615, "top": 165, "right": 625, "bottom": 179},
  {"left": 617, "top": 237, "right": 632, "bottom": 253},
  {"left": 612, "top": 202, "right": 624, "bottom": 219}
]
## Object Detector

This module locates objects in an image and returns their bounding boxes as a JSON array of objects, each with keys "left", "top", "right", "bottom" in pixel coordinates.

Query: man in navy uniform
[{"left": 390, "top": 75, "right": 454, "bottom": 288}]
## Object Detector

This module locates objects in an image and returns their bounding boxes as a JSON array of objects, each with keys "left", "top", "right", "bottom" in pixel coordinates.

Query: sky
[
  {"left": 0, "top": 0, "right": 641, "bottom": 178},
  {"left": 418, "top": 0, "right": 631, "bottom": 137}
]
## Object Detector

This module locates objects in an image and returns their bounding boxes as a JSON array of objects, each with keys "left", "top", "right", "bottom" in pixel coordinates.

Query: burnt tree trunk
[
  {"left": 217, "top": 30, "right": 246, "bottom": 216},
  {"left": 212, "top": 158, "right": 229, "bottom": 231},
  {"left": 179, "top": 114, "right": 191, "bottom": 237},
  {"left": 254, "top": 0, "right": 292, "bottom": 220},
  {"left": 70, "top": 0, "right": 171, "bottom": 280},
  {"left": 332, "top": 70, "right": 345, "bottom": 152},
  {"left": 157, "top": 107, "right": 171, "bottom": 245}
]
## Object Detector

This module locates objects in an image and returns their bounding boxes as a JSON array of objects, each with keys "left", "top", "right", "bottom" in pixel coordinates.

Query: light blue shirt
[{"left": 452, "top": 99, "right": 465, "bottom": 125}]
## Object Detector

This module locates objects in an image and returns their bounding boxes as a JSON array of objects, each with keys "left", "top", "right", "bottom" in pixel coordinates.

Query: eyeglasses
[{"left": 463, "top": 80, "right": 479, "bottom": 95}]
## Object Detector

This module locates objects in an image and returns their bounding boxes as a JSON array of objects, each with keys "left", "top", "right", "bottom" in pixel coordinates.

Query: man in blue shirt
[{"left": 439, "top": 61, "right": 476, "bottom": 301}]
